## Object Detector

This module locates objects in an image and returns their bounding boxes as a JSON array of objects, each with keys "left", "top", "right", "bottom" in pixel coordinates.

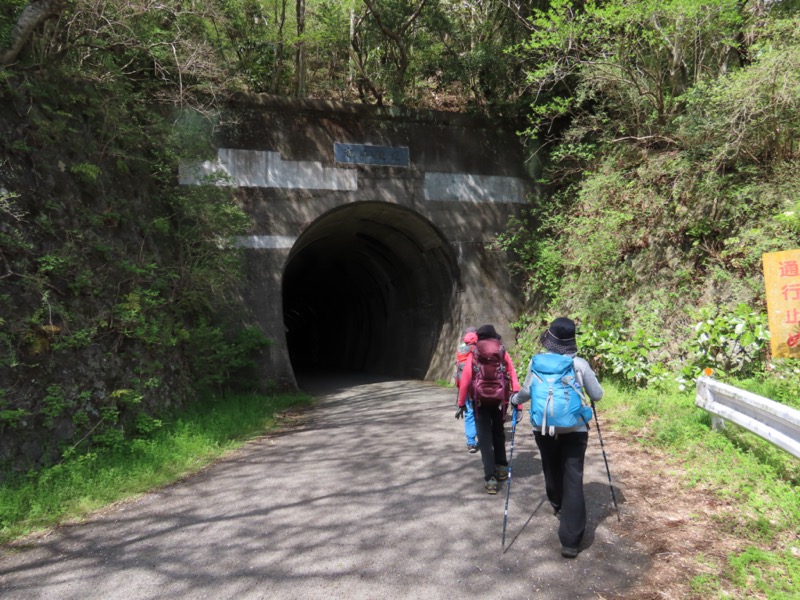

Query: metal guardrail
[{"left": 695, "top": 376, "right": 800, "bottom": 459}]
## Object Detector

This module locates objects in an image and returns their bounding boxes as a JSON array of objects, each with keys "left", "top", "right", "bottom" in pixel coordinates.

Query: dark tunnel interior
[{"left": 282, "top": 202, "right": 460, "bottom": 381}]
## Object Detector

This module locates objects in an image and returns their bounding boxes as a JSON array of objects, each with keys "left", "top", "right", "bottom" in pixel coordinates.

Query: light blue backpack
[{"left": 529, "top": 353, "right": 593, "bottom": 435}]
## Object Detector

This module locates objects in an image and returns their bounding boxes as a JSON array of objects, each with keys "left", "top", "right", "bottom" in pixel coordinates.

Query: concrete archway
[
  {"left": 180, "top": 97, "right": 533, "bottom": 389},
  {"left": 282, "top": 202, "right": 459, "bottom": 380}
]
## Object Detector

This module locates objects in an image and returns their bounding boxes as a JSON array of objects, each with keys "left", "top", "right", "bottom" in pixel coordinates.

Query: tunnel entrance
[{"left": 282, "top": 202, "right": 459, "bottom": 381}]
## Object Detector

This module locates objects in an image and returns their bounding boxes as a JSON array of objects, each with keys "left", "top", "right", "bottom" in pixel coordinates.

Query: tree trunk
[
  {"left": 295, "top": 0, "right": 306, "bottom": 97},
  {"left": 0, "top": 0, "right": 66, "bottom": 66},
  {"left": 272, "top": 0, "right": 288, "bottom": 94}
]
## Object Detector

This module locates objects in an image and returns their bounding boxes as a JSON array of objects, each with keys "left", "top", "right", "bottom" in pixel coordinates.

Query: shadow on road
[{"left": 0, "top": 375, "right": 648, "bottom": 600}]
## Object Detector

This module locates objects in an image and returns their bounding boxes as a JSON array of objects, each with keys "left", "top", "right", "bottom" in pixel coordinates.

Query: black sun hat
[
  {"left": 476, "top": 324, "right": 501, "bottom": 340},
  {"left": 540, "top": 317, "right": 578, "bottom": 354}
]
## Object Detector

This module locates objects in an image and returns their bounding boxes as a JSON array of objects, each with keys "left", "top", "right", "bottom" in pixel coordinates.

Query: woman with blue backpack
[{"left": 510, "top": 317, "right": 603, "bottom": 559}]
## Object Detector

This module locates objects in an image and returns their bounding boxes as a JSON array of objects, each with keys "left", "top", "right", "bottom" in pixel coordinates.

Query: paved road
[{"left": 0, "top": 376, "right": 648, "bottom": 599}]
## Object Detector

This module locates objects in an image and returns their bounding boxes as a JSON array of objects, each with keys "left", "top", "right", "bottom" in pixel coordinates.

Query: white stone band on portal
[
  {"left": 423, "top": 172, "right": 529, "bottom": 204},
  {"left": 179, "top": 148, "right": 530, "bottom": 204},
  {"left": 179, "top": 148, "right": 357, "bottom": 191},
  {"left": 233, "top": 235, "right": 297, "bottom": 249}
]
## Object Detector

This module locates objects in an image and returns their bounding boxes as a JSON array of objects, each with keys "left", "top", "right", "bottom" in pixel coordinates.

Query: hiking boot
[
  {"left": 561, "top": 546, "right": 578, "bottom": 558},
  {"left": 484, "top": 477, "right": 498, "bottom": 494},
  {"left": 468, "top": 444, "right": 478, "bottom": 453},
  {"left": 495, "top": 465, "right": 509, "bottom": 481}
]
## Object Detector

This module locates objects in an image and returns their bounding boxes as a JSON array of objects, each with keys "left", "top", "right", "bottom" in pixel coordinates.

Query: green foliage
[
  {"left": 0, "top": 62, "right": 259, "bottom": 472},
  {"left": 186, "top": 322, "right": 271, "bottom": 393},
  {"left": 762, "top": 361, "right": 800, "bottom": 412},
  {"left": 601, "top": 381, "right": 799, "bottom": 599},
  {"left": 135, "top": 413, "right": 163, "bottom": 436},
  {"left": 163, "top": 184, "right": 252, "bottom": 314},
  {"left": 52, "top": 327, "right": 97, "bottom": 351},
  {"left": 0, "top": 295, "right": 17, "bottom": 369},
  {"left": 509, "top": 23, "right": 800, "bottom": 364},
  {"left": 734, "top": 362, "right": 800, "bottom": 412},
  {"left": 578, "top": 323, "right": 669, "bottom": 387},
  {"left": 679, "top": 18, "right": 800, "bottom": 169},
  {"left": 689, "top": 572, "right": 721, "bottom": 596},
  {"left": 495, "top": 209, "right": 565, "bottom": 303},
  {"left": 0, "top": 407, "right": 28, "bottom": 427},
  {"left": 519, "top": 0, "right": 746, "bottom": 144},
  {"left": 41, "top": 385, "right": 68, "bottom": 428},
  {"left": 0, "top": 190, "right": 31, "bottom": 259},
  {"left": 0, "top": 1, "right": 28, "bottom": 44},
  {"left": 509, "top": 313, "right": 547, "bottom": 368},
  {"left": 512, "top": 316, "right": 671, "bottom": 389},
  {"left": 1, "top": 0, "right": 532, "bottom": 112},
  {"left": 113, "top": 288, "right": 175, "bottom": 346},
  {"left": 508, "top": 9, "right": 800, "bottom": 369},
  {"left": 215, "top": 0, "right": 293, "bottom": 94},
  {"left": 0, "top": 389, "right": 28, "bottom": 428},
  {"left": 0, "top": 390, "right": 311, "bottom": 544},
  {"left": 684, "top": 304, "right": 770, "bottom": 379},
  {"left": 727, "top": 547, "right": 800, "bottom": 599},
  {"left": 69, "top": 163, "right": 102, "bottom": 184}
]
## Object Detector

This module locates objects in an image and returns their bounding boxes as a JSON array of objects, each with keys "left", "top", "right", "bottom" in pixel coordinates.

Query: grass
[
  {"left": 601, "top": 380, "right": 800, "bottom": 599},
  {"left": 0, "top": 391, "right": 311, "bottom": 545}
]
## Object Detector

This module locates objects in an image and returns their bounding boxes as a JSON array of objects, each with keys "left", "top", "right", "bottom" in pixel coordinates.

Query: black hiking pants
[
  {"left": 475, "top": 404, "right": 508, "bottom": 481},
  {"left": 533, "top": 431, "right": 589, "bottom": 550}
]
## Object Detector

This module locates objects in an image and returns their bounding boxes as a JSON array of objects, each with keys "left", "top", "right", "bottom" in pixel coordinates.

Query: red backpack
[
  {"left": 470, "top": 339, "right": 509, "bottom": 408},
  {"left": 454, "top": 343, "right": 473, "bottom": 385}
]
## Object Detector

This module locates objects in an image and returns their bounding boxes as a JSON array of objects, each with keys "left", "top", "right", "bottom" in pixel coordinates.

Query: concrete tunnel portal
[{"left": 282, "top": 202, "right": 460, "bottom": 381}]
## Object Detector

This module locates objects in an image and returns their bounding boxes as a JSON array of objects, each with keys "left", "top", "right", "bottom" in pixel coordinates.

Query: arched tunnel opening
[{"left": 282, "top": 202, "right": 460, "bottom": 382}]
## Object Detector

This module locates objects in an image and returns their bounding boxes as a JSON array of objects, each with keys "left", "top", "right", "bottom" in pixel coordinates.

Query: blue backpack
[{"left": 529, "top": 353, "right": 593, "bottom": 435}]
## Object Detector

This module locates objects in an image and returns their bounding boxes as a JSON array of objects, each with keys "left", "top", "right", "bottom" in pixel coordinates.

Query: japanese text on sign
[
  {"left": 763, "top": 249, "right": 800, "bottom": 358},
  {"left": 334, "top": 142, "right": 410, "bottom": 167}
]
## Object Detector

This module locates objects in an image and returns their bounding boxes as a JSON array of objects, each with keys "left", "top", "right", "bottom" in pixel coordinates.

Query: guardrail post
[{"left": 698, "top": 378, "right": 727, "bottom": 432}]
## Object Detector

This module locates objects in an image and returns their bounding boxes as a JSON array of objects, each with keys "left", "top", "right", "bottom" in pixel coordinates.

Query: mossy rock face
[{"left": 0, "top": 77, "right": 239, "bottom": 474}]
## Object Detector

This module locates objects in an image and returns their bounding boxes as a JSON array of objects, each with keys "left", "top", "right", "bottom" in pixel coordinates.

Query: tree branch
[
  {"left": 611, "top": 135, "right": 679, "bottom": 146},
  {"left": 1, "top": 0, "right": 67, "bottom": 66},
  {"left": 499, "top": 0, "right": 534, "bottom": 31}
]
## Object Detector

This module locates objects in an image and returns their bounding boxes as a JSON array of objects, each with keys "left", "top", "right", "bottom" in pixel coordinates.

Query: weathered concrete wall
[{"left": 181, "top": 95, "right": 532, "bottom": 389}]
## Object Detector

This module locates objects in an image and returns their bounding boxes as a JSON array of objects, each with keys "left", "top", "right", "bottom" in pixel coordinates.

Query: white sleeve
[{"left": 574, "top": 357, "right": 603, "bottom": 401}]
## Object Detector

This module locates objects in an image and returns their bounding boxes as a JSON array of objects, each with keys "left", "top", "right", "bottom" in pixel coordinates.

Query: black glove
[
  {"left": 455, "top": 406, "right": 466, "bottom": 420},
  {"left": 509, "top": 392, "right": 522, "bottom": 407}
]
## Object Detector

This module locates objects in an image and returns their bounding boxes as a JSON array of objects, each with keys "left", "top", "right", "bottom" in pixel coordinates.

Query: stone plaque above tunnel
[{"left": 334, "top": 142, "right": 410, "bottom": 167}]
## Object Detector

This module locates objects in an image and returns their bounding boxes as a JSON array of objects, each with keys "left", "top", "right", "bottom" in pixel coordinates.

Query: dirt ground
[{"left": 601, "top": 423, "right": 746, "bottom": 600}]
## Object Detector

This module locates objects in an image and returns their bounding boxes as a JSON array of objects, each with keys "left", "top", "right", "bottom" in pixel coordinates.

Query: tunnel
[{"left": 282, "top": 202, "right": 460, "bottom": 381}]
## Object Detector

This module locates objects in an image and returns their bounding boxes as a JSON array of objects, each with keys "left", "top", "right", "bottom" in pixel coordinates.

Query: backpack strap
[
  {"left": 530, "top": 367, "right": 556, "bottom": 436},
  {"left": 571, "top": 364, "right": 593, "bottom": 427}
]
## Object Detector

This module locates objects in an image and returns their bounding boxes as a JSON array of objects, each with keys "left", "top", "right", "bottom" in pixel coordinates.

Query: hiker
[
  {"left": 457, "top": 324, "right": 520, "bottom": 495},
  {"left": 454, "top": 327, "right": 479, "bottom": 453},
  {"left": 510, "top": 317, "right": 603, "bottom": 559}
]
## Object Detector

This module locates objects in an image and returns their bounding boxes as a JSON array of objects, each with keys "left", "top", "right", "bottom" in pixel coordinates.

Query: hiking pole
[
  {"left": 590, "top": 398, "right": 621, "bottom": 522},
  {"left": 501, "top": 406, "right": 519, "bottom": 550}
]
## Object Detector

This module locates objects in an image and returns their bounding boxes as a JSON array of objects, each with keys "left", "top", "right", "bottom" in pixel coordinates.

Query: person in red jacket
[{"left": 457, "top": 324, "right": 520, "bottom": 494}]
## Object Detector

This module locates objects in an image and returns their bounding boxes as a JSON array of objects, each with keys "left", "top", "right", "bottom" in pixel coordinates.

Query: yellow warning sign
[{"left": 763, "top": 249, "right": 800, "bottom": 358}]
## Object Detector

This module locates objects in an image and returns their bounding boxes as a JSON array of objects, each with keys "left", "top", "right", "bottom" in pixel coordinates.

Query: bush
[
  {"left": 577, "top": 323, "right": 669, "bottom": 388},
  {"left": 682, "top": 304, "right": 770, "bottom": 380},
  {"left": 186, "top": 322, "right": 271, "bottom": 394}
]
